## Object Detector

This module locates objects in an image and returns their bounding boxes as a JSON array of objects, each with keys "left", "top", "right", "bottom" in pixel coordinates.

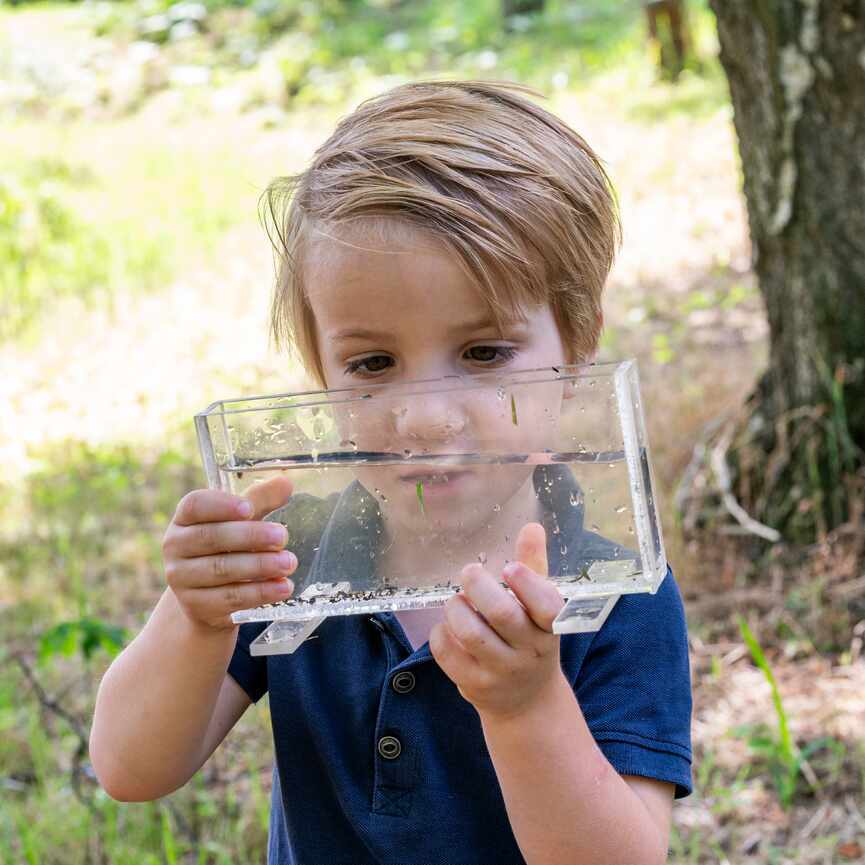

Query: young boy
[{"left": 90, "top": 80, "right": 692, "bottom": 865}]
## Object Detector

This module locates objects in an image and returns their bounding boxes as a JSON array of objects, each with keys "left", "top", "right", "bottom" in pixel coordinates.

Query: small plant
[
  {"left": 736, "top": 616, "right": 805, "bottom": 808},
  {"left": 38, "top": 617, "right": 126, "bottom": 665},
  {"left": 416, "top": 480, "right": 425, "bottom": 516}
]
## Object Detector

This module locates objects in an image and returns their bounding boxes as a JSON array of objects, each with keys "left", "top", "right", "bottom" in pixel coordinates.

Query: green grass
[
  {"left": 0, "top": 438, "right": 274, "bottom": 864},
  {"left": 0, "top": 114, "right": 277, "bottom": 345}
]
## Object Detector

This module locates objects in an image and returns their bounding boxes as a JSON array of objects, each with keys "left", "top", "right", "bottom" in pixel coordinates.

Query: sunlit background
[{"left": 1, "top": 1, "right": 862, "bottom": 862}]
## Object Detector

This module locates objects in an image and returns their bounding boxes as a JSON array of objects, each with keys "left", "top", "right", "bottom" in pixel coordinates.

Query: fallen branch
[
  {"left": 710, "top": 424, "right": 782, "bottom": 543},
  {"left": 13, "top": 653, "right": 92, "bottom": 805}
]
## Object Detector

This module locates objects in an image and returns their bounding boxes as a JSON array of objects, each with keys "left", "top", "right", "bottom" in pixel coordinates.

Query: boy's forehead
[
  {"left": 304, "top": 218, "right": 446, "bottom": 273},
  {"left": 302, "top": 218, "right": 538, "bottom": 337}
]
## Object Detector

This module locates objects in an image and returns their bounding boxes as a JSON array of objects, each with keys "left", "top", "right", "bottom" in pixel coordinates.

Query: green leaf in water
[
  {"left": 511, "top": 394, "right": 518, "bottom": 426},
  {"left": 416, "top": 480, "right": 426, "bottom": 515}
]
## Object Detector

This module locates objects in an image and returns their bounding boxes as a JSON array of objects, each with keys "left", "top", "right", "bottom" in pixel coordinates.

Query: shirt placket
[{"left": 368, "top": 614, "right": 430, "bottom": 818}]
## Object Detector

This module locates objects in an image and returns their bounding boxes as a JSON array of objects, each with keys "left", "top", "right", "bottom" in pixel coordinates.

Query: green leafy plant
[{"left": 38, "top": 617, "right": 126, "bottom": 665}]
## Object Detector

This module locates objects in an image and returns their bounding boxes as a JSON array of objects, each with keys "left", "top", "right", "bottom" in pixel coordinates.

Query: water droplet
[
  {"left": 590, "top": 523, "right": 600, "bottom": 533},
  {"left": 496, "top": 386, "right": 506, "bottom": 400},
  {"left": 614, "top": 505, "right": 627, "bottom": 513},
  {"left": 627, "top": 526, "right": 635, "bottom": 535},
  {"left": 403, "top": 449, "right": 413, "bottom": 458},
  {"left": 477, "top": 552, "right": 487, "bottom": 565},
  {"left": 492, "top": 504, "right": 501, "bottom": 512},
  {"left": 340, "top": 439, "right": 358, "bottom": 450},
  {"left": 569, "top": 492, "right": 581, "bottom": 506},
  {"left": 608, "top": 462, "right": 616, "bottom": 469}
]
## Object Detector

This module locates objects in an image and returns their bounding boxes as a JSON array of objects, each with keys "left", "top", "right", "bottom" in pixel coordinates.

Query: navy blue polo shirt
[{"left": 228, "top": 465, "right": 692, "bottom": 865}]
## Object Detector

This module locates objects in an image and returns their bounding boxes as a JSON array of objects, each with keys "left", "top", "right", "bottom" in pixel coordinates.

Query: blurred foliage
[
  {"left": 0, "top": 160, "right": 111, "bottom": 342},
  {"left": 0, "top": 438, "right": 276, "bottom": 863},
  {"left": 87, "top": 0, "right": 660, "bottom": 103},
  {"left": 0, "top": 440, "right": 199, "bottom": 626},
  {"left": 0, "top": 158, "right": 170, "bottom": 344}
]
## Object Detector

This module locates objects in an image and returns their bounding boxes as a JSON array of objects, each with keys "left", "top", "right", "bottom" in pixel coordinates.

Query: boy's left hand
[{"left": 429, "top": 523, "right": 567, "bottom": 722}]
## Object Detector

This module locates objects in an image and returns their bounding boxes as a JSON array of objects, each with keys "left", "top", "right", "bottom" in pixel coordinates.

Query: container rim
[{"left": 195, "top": 360, "right": 635, "bottom": 419}]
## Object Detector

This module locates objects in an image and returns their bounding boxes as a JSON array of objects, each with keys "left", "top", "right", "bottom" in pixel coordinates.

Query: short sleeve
[
  {"left": 227, "top": 622, "right": 269, "bottom": 703},
  {"left": 572, "top": 568, "right": 693, "bottom": 798}
]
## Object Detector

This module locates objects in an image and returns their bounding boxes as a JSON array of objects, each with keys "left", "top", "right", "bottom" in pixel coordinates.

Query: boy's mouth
[{"left": 398, "top": 470, "right": 473, "bottom": 486}]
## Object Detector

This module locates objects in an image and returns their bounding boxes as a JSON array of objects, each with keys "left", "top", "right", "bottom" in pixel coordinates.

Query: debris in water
[
  {"left": 416, "top": 480, "right": 426, "bottom": 516},
  {"left": 511, "top": 394, "right": 518, "bottom": 425}
]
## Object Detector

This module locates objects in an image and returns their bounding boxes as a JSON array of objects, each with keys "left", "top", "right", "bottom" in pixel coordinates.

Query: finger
[
  {"left": 174, "top": 489, "right": 252, "bottom": 527},
  {"left": 444, "top": 592, "right": 511, "bottom": 661},
  {"left": 429, "top": 620, "right": 481, "bottom": 683},
  {"left": 515, "top": 522, "right": 548, "bottom": 577},
  {"left": 502, "top": 561, "right": 564, "bottom": 633},
  {"left": 168, "top": 518, "right": 289, "bottom": 558},
  {"left": 189, "top": 577, "right": 295, "bottom": 627},
  {"left": 242, "top": 474, "right": 294, "bottom": 521},
  {"left": 167, "top": 549, "right": 297, "bottom": 591},
  {"left": 460, "top": 563, "right": 532, "bottom": 648}
]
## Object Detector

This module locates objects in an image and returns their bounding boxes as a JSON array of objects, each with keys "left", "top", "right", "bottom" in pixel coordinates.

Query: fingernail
[
  {"left": 502, "top": 562, "right": 523, "bottom": 580},
  {"left": 276, "top": 550, "right": 295, "bottom": 569},
  {"left": 237, "top": 500, "right": 253, "bottom": 518},
  {"left": 267, "top": 524, "right": 288, "bottom": 545},
  {"left": 274, "top": 579, "right": 293, "bottom": 596}
]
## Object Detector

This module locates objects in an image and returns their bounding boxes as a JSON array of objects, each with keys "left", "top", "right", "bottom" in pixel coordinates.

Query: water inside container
[{"left": 222, "top": 450, "right": 644, "bottom": 623}]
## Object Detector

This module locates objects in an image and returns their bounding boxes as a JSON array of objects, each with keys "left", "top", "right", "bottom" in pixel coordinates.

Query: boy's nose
[{"left": 392, "top": 395, "right": 467, "bottom": 444}]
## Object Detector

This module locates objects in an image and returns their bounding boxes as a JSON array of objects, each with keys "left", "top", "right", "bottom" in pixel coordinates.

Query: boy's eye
[
  {"left": 344, "top": 355, "right": 393, "bottom": 376},
  {"left": 464, "top": 345, "right": 517, "bottom": 364}
]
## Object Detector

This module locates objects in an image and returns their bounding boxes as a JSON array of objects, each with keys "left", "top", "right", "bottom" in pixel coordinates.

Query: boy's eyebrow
[{"left": 329, "top": 317, "right": 525, "bottom": 343}]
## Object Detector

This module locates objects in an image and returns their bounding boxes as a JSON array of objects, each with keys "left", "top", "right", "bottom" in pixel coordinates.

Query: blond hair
[{"left": 262, "top": 80, "right": 621, "bottom": 385}]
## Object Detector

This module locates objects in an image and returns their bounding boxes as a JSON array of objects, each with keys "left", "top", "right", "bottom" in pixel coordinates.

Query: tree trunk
[
  {"left": 645, "top": 1, "right": 691, "bottom": 80},
  {"left": 709, "top": 0, "right": 865, "bottom": 542}
]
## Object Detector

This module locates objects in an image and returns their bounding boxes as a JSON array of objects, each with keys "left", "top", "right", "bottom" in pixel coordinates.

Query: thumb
[
  {"left": 514, "top": 522, "right": 548, "bottom": 578},
  {"left": 241, "top": 474, "right": 294, "bottom": 521}
]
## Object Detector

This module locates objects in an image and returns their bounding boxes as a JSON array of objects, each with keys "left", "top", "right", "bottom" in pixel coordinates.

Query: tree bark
[{"left": 709, "top": 0, "right": 865, "bottom": 541}]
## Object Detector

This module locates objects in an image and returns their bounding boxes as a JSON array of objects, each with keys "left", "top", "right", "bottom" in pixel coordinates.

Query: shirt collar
[{"left": 306, "top": 463, "right": 586, "bottom": 589}]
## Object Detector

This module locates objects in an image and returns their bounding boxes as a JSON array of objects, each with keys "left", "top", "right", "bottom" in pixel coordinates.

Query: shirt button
[
  {"left": 391, "top": 671, "right": 416, "bottom": 694},
  {"left": 377, "top": 735, "right": 402, "bottom": 760}
]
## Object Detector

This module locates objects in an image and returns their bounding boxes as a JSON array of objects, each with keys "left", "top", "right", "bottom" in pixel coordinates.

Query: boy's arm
[
  {"left": 429, "top": 523, "right": 675, "bottom": 865},
  {"left": 90, "top": 590, "right": 251, "bottom": 801},
  {"left": 90, "top": 477, "right": 296, "bottom": 802},
  {"left": 478, "top": 679, "right": 672, "bottom": 865}
]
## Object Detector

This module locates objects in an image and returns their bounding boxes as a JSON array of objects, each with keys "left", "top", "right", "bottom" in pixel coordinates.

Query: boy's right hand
[{"left": 162, "top": 476, "right": 296, "bottom": 630}]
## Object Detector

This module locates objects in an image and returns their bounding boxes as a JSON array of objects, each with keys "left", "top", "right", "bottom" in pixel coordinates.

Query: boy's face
[{"left": 305, "top": 223, "right": 569, "bottom": 543}]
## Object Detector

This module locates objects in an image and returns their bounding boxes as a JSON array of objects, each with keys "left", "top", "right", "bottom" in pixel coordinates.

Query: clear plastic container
[{"left": 194, "top": 361, "right": 666, "bottom": 653}]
